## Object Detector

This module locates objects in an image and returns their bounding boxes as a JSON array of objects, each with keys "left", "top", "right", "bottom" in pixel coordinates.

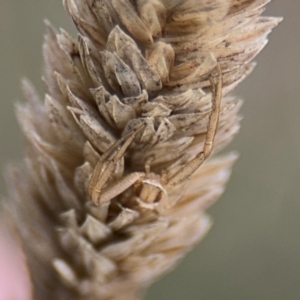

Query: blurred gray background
[{"left": 0, "top": 1, "right": 299, "bottom": 299}]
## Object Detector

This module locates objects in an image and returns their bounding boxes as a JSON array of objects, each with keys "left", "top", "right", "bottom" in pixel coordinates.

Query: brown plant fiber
[{"left": 5, "top": 1, "right": 281, "bottom": 299}]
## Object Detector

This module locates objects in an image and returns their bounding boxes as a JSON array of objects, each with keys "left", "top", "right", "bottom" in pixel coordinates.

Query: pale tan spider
[{"left": 88, "top": 63, "right": 222, "bottom": 210}]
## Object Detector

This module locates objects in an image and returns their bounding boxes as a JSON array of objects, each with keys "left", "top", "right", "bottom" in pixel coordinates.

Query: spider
[{"left": 88, "top": 63, "right": 222, "bottom": 211}]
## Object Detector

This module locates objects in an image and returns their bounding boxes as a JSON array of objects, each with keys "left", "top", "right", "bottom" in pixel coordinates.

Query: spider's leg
[
  {"left": 167, "top": 63, "right": 222, "bottom": 188},
  {"left": 88, "top": 157, "right": 104, "bottom": 204},
  {"left": 97, "top": 172, "right": 145, "bottom": 205},
  {"left": 88, "top": 125, "right": 144, "bottom": 205},
  {"left": 102, "top": 124, "right": 144, "bottom": 162}
]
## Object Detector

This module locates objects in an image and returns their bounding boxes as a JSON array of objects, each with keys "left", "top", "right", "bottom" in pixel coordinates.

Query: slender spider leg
[
  {"left": 88, "top": 125, "right": 144, "bottom": 205},
  {"left": 94, "top": 172, "right": 145, "bottom": 205},
  {"left": 167, "top": 63, "right": 222, "bottom": 187}
]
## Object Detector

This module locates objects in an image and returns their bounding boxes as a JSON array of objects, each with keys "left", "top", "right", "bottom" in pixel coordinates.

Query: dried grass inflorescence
[{"left": 5, "top": 0, "right": 280, "bottom": 299}]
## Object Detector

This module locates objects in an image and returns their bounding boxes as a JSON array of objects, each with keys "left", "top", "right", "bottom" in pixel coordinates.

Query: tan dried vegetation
[{"left": 4, "top": 0, "right": 281, "bottom": 299}]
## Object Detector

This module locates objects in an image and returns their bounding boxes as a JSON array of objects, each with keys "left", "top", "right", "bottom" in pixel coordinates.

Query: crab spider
[{"left": 88, "top": 63, "right": 222, "bottom": 209}]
